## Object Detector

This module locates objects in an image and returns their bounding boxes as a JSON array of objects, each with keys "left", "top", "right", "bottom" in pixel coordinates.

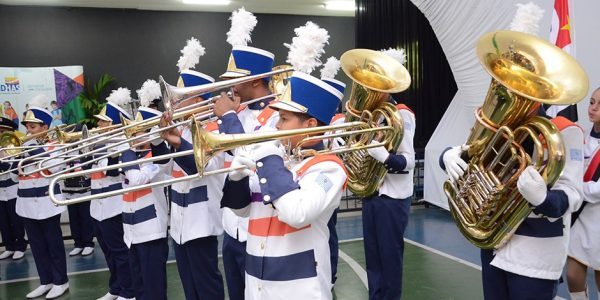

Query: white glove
[
  {"left": 517, "top": 166, "right": 547, "bottom": 206},
  {"left": 249, "top": 141, "right": 285, "bottom": 161},
  {"left": 442, "top": 145, "right": 468, "bottom": 182},
  {"left": 150, "top": 126, "right": 165, "bottom": 146},
  {"left": 228, "top": 155, "right": 256, "bottom": 181},
  {"left": 140, "top": 164, "right": 161, "bottom": 181},
  {"left": 367, "top": 143, "right": 389, "bottom": 163}
]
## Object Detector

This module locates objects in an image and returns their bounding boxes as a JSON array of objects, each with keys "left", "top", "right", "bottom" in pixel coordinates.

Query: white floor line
[
  {"left": 338, "top": 249, "right": 368, "bottom": 289},
  {"left": 402, "top": 238, "right": 482, "bottom": 271}
]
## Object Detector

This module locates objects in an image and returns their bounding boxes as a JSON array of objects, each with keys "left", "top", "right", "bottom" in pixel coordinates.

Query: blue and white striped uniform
[{"left": 16, "top": 140, "right": 68, "bottom": 286}]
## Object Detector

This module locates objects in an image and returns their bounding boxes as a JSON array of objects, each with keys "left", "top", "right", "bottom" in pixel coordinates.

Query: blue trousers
[
  {"left": 328, "top": 208, "right": 339, "bottom": 284},
  {"left": 173, "top": 236, "right": 224, "bottom": 300},
  {"left": 362, "top": 194, "right": 411, "bottom": 300},
  {"left": 22, "top": 215, "right": 68, "bottom": 285},
  {"left": 0, "top": 199, "right": 27, "bottom": 251},
  {"left": 129, "top": 238, "right": 168, "bottom": 300},
  {"left": 222, "top": 233, "right": 246, "bottom": 300},
  {"left": 481, "top": 249, "right": 558, "bottom": 300},
  {"left": 95, "top": 215, "right": 133, "bottom": 298},
  {"left": 66, "top": 200, "right": 94, "bottom": 248}
]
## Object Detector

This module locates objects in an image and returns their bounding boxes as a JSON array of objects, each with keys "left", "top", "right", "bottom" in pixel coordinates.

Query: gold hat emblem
[{"left": 226, "top": 54, "right": 251, "bottom": 76}]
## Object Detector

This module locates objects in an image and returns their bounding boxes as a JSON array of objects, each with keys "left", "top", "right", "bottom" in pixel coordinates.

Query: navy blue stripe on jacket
[
  {"left": 18, "top": 184, "right": 61, "bottom": 198},
  {"left": 170, "top": 185, "right": 208, "bottom": 207},
  {"left": 91, "top": 182, "right": 122, "bottom": 195},
  {"left": 515, "top": 217, "right": 564, "bottom": 238},
  {"left": 245, "top": 250, "right": 317, "bottom": 281},
  {"left": 173, "top": 139, "right": 198, "bottom": 175},
  {"left": 0, "top": 177, "right": 17, "bottom": 188},
  {"left": 122, "top": 204, "right": 157, "bottom": 225}
]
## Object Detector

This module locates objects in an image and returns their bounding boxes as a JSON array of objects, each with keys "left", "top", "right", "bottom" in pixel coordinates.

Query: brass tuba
[
  {"left": 444, "top": 30, "right": 588, "bottom": 249},
  {"left": 340, "top": 49, "right": 411, "bottom": 197}
]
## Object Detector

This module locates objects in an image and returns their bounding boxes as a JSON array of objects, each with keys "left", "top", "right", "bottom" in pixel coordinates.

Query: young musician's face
[
  {"left": 25, "top": 123, "right": 47, "bottom": 135},
  {"left": 0, "top": 128, "right": 10, "bottom": 134},
  {"left": 232, "top": 80, "right": 258, "bottom": 102},
  {"left": 176, "top": 96, "right": 202, "bottom": 110},
  {"left": 276, "top": 110, "right": 318, "bottom": 149},
  {"left": 588, "top": 89, "right": 600, "bottom": 124},
  {"left": 97, "top": 120, "right": 112, "bottom": 128}
]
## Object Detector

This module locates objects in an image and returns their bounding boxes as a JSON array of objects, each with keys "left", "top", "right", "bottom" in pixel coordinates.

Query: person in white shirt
[
  {"left": 441, "top": 108, "right": 584, "bottom": 300},
  {"left": 222, "top": 71, "right": 345, "bottom": 300},
  {"left": 567, "top": 87, "right": 600, "bottom": 300},
  {"left": 17, "top": 107, "right": 69, "bottom": 299}
]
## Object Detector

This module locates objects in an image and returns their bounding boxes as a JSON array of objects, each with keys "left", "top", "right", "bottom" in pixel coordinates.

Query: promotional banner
[{"left": 0, "top": 66, "right": 85, "bottom": 131}]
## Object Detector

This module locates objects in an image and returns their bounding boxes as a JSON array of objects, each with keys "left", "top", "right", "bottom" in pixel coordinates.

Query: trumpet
[{"left": 49, "top": 116, "right": 393, "bottom": 206}]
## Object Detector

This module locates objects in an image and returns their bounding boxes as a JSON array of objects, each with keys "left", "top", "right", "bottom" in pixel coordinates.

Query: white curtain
[{"left": 411, "top": 0, "right": 557, "bottom": 209}]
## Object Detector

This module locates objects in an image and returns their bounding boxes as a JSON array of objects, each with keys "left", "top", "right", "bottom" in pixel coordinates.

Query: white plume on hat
[
  {"left": 177, "top": 37, "right": 206, "bottom": 72},
  {"left": 284, "top": 21, "right": 330, "bottom": 74},
  {"left": 509, "top": 2, "right": 544, "bottom": 36},
  {"left": 28, "top": 94, "right": 50, "bottom": 109},
  {"left": 136, "top": 79, "right": 161, "bottom": 107},
  {"left": 226, "top": 7, "right": 258, "bottom": 47},
  {"left": 320, "top": 56, "right": 341, "bottom": 79},
  {"left": 380, "top": 48, "right": 407, "bottom": 65},
  {"left": 106, "top": 87, "right": 132, "bottom": 106}
]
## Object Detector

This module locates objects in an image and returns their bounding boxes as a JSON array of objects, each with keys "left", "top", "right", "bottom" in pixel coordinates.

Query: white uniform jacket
[
  {"left": 89, "top": 142, "right": 128, "bottom": 221},
  {"left": 16, "top": 141, "right": 65, "bottom": 220},
  {"left": 568, "top": 128, "right": 600, "bottom": 270},
  {"left": 161, "top": 126, "right": 225, "bottom": 245},
  {"left": 491, "top": 117, "right": 584, "bottom": 280},
  {"left": 0, "top": 161, "right": 18, "bottom": 201},
  {"left": 220, "top": 99, "right": 279, "bottom": 242},
  {"left": 120, "top": 149, "right": 170, "bottom": 247},
  {"left": 226, "top": 144, "right": 347, "bottom": 300}
]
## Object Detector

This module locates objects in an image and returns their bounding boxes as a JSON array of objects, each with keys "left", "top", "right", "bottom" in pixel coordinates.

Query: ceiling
[{"left": 0, "top": 0, "right": 356, "bottom": 16}]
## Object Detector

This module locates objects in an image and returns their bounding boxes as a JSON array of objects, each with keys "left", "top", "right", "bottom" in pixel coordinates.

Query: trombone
[
  {"left": 32, "top": 93, "right": 277, "bottom": 178},
  {"left": 49, "top": 116, "right": 394, "bottom": 206},
  {"left": 25, "top": 66, "right": 293, "bottom": 177}
]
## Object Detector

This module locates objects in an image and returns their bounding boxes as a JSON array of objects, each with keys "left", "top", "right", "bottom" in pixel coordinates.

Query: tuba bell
[
  {"left": 339, "top": 49, "right": 411, "bottom": 197},
  {"left": 444, "top": 30, "right": 589, "bottom": 249}
]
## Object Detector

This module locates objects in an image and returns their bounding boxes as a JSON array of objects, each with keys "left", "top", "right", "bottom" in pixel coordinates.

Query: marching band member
[
  {"left": 361, "top": 49, "right": 415, "bottom": 300},
  {"left": 17, "top": 106, "right": 69, "bottom": 299},
  {"left": 90, "top": 94, "right": 134, "bottom": 300},
  {"left": 63, "top": 124, "right": 94, "bottom": 257},
  {"left": 222, "top": 70, "right": 345, "bottom": 300},
  {"left": 158, "top": 39, "right": 226, "bottom": 299},
  {"left": 567, "top": 87, "right": 600, "bottom": 300},
  {"left": 120, "top": 106, "right": 170, "bottom": 300},
  {"left": 441, "top": 107, "right": 584, "bottom": 299},
  {"left": 0, "top": 117, "right": 27, "bottom": 261},
  {"left": 214, "top": 9, "right": 278, "bottom": 299}
]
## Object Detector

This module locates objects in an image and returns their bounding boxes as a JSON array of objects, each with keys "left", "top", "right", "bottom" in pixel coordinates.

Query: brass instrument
[
  {"left": 0, "top": 123, "right": 76, "bottom": 158},
  {"left": 443, "top": 30, "right": 588, "bottom": 249},
  {"left": 50, "top": 118, "right": 394, "bottom": 205},
  {"left": 339, "top": 49, "right": 411, "bottom": 197},
  {"left": 55, "top": 124, "right": 121, "bottom": 143},
  {"left": 23, "top": 68, "right": 292, "bottom": 177}
]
